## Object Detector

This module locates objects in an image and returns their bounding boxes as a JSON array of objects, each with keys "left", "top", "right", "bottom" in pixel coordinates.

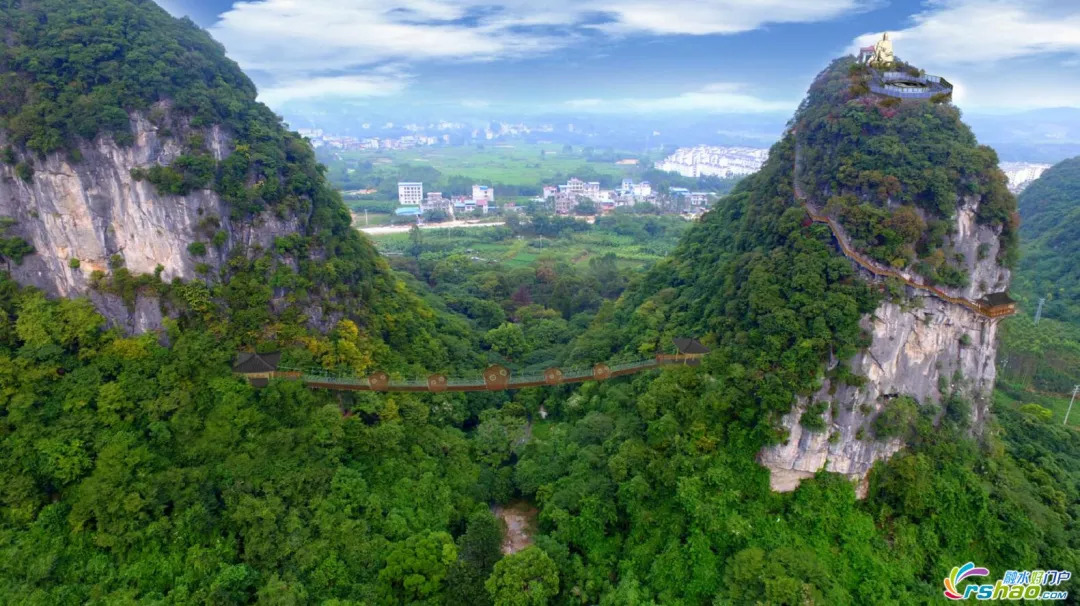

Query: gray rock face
[
  {"left": 760, "top": 193, "right": 1009, "bottom": 495},
  {"left": 0, "top": 110, "right": 300, "bottom": 331},
  {"left": 948, "top": 196, "right": 1011, "bottom": 301},
  {"left": 759, "top": 294, "right": 999, "bottom": 494}
]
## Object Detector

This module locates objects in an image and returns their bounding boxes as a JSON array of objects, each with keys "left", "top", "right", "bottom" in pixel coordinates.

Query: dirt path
[{"left": 492, "top": 501, "right": 538, "bottom": 555}]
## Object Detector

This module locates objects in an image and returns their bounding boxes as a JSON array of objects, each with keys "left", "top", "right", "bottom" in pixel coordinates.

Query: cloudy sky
[{"left": 155, "top": 0, "right": 1080, "bottom": 116}]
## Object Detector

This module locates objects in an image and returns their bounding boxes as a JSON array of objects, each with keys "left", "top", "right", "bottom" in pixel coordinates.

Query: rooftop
[
  {"left": 233, "top": 351, "right": 282, "bottom": 374},
  {"left": 673, "top": 337, "right": 710, "bottom": 355},
  {"left": 978, "top": 292, "right": 1015, "bottom": 307}
]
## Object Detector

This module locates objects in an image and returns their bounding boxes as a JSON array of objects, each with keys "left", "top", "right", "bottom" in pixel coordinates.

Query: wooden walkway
[
  {"left": 244, "top": 355, "right": 703, "bottom": 393},
  {"left": 792, "top": 139, "right": 1013, "bottom": 319}
]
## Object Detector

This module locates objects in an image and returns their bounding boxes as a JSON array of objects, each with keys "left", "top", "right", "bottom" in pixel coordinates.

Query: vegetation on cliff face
[
  {"left": 799, "top": 59, "right": 1017, "bottom": 283},
  {"left": 0, "top": 2, "right": 1076, "bottom": 602},
  {"left": 996, "top": 156, "right": 1080, "bottom": 401},
  {"left": 0, "top": 0, "right": 465, "bottom": 369}
]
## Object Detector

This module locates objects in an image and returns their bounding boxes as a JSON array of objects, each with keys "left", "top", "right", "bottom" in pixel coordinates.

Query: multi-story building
[
  {"left": 632, "top": 181, "right": 652, "bottom": 197},
  {"left": 398, "top": 182, "right": 423, "bottom": 205},
  {"left": 472, "top": 184, "right": 494, "bottom": 205},
  {"left": 421, "top": 192, "right": 452, "bottom": 215},
  {"left": 656, "top": 146, "right": 768, "bottom": 179},
  {"left": 689, "top": 192, "right": 709, "bottom": 206},
  {"left": 542, "top": 185, "right": 558, "bottom": 199},
  {"left": 554, "top": 195, "right": 575, "bottom": 215},
  {"left": 559, "top": 178, "right": 601, "bottom": 200}
]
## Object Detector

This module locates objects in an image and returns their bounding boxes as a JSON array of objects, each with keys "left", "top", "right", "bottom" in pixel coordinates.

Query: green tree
[
  {"left": 447, "top": 511, "right": 504, "bottom": 605},
  {"left": 484, "top": 322, "right": 528, "bottom": 360},
  {"left": 485, "top": 546, "right": 559, "bottom": 606},
  {"left": 408, "top": 224, "right": 424, "bottom": 259},
  {"left": 377, "top": 532, "right": 458, "bottom": 604}
]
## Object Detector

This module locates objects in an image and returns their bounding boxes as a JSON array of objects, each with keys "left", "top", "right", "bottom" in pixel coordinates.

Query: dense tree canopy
[
  {"left": 0, "top": 275, "right": 492, "bottom": 603},
  {"left": 797, "top": 59, "right": 1018, "bottom": 281},
  {"left": 0, "top": 0, "right": 254, "bottom": 155},
  {"left": 0, "top": 2, "right": 1074, "bottom": 603}
]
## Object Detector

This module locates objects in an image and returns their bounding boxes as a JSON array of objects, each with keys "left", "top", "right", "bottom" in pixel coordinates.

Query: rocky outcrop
[
  {"left": 949, "top": 197, "right": 1011, "bottom": 301},
  {"left": 761, "top": 186, "right": 1008, "bottom": 495},
  {"left": 760, "top": 285, "right": 1001, "bottom": 495},
  {"left": 0, "top": 109, "right": 300, "bottom": 331}
]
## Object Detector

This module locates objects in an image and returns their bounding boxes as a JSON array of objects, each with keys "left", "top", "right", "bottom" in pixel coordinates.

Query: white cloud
[
  {"left": 565, "top": 82, "right": 796, "bottom": 113},
  {"left": 209, "top": 0, "right": 871, "bottom": 104},
  {"left": 849, "top": 0, "right": 1080, "bottom": 110},
  {"left": 595, "top": 0, "right": 871, "bottom": 36},
  {"left": 258, "top": 72, "right": 410, "bottom": 105},
  {"left": 851, "top": 0, "right": 1080, "bottom": 65},
  {"left": 213, "top": 0, "right": 871, "bottom": 70}
]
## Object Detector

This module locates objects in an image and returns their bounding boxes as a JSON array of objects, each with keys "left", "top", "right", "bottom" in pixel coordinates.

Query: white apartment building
[
  {"left": 632, "top": 181, "right": 652, "bottom": 197},
  {"left": 656, "top": 146, "right": 768, "bottom": 179},
  {"left": 398, "top": 182, "right": 423, "bottom": 205},
  {"left": 472, "top": 184, "right": 495, "bottom": 204}
]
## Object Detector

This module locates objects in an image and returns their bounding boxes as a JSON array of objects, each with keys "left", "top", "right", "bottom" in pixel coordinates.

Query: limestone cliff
[
  {"left": 948, "top": 196, "right": 1011, "bottom": 301},
  {"left": 758, "top": 58, "right": 1015, "bottom": 494},
  {"left": 0, "top": 109, "right": 298, "bottom": 332},
  {"left": 760, "top": 289, "right": 1000, "bottom": 495}
]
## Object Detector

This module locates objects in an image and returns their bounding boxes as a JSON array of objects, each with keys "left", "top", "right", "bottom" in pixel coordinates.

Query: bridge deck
[{"left": 252, "top": 356, "right": 689, "bottom": 392}]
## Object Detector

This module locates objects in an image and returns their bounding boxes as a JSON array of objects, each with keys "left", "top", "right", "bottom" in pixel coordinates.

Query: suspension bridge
[{"left": 234, "top": 339, "right": 710, "bottom": 392}]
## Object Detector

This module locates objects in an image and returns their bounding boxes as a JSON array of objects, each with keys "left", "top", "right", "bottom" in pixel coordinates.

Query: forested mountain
[
  {"left": 0, "top": 3, "right": 1076, "bottom": 605},
  {"left": 1014, "top": 156, "right": 1080, "bottom": 321},
  {"left": 514, "top": 58, "right": 1075, "bottom": 602},
  {"left": 0, "top": 2, "right": 493, "bottom": 603},
  {"left": 0, "top": 0, "right": 464, "bottom": 370}
]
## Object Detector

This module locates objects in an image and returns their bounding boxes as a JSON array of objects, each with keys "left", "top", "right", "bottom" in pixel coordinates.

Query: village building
[
  {"left": 421, "top": 192, "right": 453, "bottom": 215},
  {"left": 397, "top": 181, "right": 423, "bottom": 205}
]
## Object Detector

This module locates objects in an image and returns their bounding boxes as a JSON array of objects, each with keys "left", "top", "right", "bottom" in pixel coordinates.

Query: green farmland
[
  {"left": 368, "top": 221, "right": 686, "bottom": 271},
  {"left": 335, "top": 143, "right": 635, "bottom": 185}
]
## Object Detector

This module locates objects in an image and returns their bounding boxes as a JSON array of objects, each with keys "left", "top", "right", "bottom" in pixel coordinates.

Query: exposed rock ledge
[
  {"left": 759, "top": 291, "right": 1000, "bottom": 496},
  {"left": 0, "top": 110, "right": 300, "bottom": 332}
]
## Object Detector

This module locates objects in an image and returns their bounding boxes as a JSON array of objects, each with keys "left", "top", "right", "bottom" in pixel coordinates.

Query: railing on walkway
[
  {"left": 248, "top": 354, "right": 702, "bottom": 392},
  {"left": 791, "top": 139, "right": 1011, "bottom": 320}
]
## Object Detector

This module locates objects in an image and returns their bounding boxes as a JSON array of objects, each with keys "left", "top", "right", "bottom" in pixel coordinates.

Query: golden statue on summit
[
  {"left": 859, "top": 32, "right": 895, "bottom": 67},
  {"left": 872, "top": 32, "right": 894, "bottom": 65}
]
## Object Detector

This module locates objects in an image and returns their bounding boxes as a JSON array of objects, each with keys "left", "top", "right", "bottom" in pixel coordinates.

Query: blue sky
[{"left": 155, "top": 0, "right": 1080, "bottom": 117}]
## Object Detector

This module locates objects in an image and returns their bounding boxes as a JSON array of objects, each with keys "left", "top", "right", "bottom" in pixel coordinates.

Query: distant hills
[
  {"left": 1014, "top": 155, "right": 1080, "bottom": 321},
  {"left": 278, "top": 100, "right": 1080, "bottom": 165}
]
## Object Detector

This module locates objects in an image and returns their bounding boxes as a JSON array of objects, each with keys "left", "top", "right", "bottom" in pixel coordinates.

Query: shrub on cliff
[{"left": 797, "top": 58, "right": 1017, "bottom": 270}]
